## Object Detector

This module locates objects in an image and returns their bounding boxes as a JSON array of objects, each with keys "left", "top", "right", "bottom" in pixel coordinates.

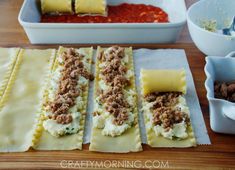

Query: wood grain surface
[{"left": 0, "top": 0, "right": 235, "bottom": 170}]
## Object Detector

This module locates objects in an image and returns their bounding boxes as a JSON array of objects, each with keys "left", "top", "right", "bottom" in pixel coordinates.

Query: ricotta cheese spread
[
  {"left": 43, "top": 48, "right": 92, "bottom": 137},
  {"left": 43, "top": 112, "right": 81, "bottom": 137},
  {"left": 143, "top": 94, "right": 190, "bottom": 140},
  {"left": 93, "top": 46, "right": 136, "bottom": 137}
]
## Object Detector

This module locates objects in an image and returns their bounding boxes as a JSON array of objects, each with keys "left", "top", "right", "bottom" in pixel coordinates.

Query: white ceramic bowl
[
  {"left": 205, "top": 51, "right": 235, "bottom": 134},
  {"left": 187, "top": 0, "right": 235, "bottom": 56}
]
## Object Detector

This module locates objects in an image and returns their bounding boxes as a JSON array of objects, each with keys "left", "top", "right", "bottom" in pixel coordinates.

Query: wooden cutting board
[{"left": 0, "top": 43, "right": 234, "bottom": 170}]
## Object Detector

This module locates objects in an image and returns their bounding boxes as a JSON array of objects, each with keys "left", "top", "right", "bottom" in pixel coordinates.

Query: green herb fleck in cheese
[{"left": 43, "top": 112, "right": 81, "bottom": 137}]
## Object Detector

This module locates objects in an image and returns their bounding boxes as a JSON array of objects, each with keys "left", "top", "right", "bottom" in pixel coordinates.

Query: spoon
[{"left": 222, "top": 16, "right": 235, "bottom": 36}]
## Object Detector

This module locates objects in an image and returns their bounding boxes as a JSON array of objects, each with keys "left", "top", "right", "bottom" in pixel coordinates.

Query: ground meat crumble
[
  {"left": 144, "top": 92, "right": 190, "bottom": 132},
  {"left": 214, "top": 81, "right": 235, "bottom": 102},
  {"left": 95, "top": 46, "right": 133, "bottom": 126},
  {"left": 47, "top": 48, "right": 93, "bottom": 125}
]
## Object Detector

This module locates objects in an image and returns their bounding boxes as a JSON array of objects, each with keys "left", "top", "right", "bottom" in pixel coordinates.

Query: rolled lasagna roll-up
[
  {"left": 41, "top": 0, "right": 73, "bottom": 14},
  {"left": 140, "top": 69, "right": 187, "bottom": 95},
  {"left": 75, "top": 0, "right": 106, "bottom": 15}
]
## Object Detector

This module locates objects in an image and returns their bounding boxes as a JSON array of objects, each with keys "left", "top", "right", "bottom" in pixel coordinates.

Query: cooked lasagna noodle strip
[
  {"left": 140, "top": 69, "right": 196, "bottom": 147},
  {"left": 41, "top": 0, "right": 73, "bottom": 14},
  {"left": 75, "top": 0, "right": 106, "bottom": 15},
  {"left": 0, "top": 48, "right": 20, "bottom": 100},
  {"left": 89, "top": 46, "right": 142, "bottom": 153},
  {"left": 141, "top": 69, "right": 187, "bottom": 95},
  {"left": 0, "top": 49, "right": 55, "bottom": 152},
  {"left": 33, "top": 47, "right": 93, "bottom": 150}
]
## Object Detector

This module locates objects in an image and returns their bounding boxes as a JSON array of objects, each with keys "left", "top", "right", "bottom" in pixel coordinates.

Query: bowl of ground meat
[{"left": 205, "top": 51, "right": 235, "bottom": 134}]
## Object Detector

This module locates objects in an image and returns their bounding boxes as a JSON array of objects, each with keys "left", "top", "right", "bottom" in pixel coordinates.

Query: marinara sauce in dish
[{"left": 41, "top": 3, "right": 169, "bottom": 23}]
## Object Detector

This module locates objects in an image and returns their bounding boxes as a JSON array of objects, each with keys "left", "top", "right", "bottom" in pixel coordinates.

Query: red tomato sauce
[{"left": 41, "top": 3, "right": 169, "bottom": 23}]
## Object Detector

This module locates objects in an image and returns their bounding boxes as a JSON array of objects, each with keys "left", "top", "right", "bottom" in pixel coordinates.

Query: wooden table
[{"left": 0, "top": 0, "right": 235, "bottom": 169}]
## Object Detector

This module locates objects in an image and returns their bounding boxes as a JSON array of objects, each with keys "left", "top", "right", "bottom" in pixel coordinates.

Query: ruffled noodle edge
[
  {"left": 89, "top": 47, "right": 142, "bottom": 153},
  {"left": 0, "top": 49, "right": 23, "bottom": 111},
  {"left": 31, "top": 49, "right": 57, "bottom": 147},
  {"left": 32, "top": 47, "right": 93, "bottom": 150},
  {"left": 0, "top": 48, "right": 20, "bottom": 102}
]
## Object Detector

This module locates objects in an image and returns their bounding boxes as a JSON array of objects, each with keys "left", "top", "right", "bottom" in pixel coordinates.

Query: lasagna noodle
[
  {"left": 41, "top": 0, "right": 73, "bottom": 14},
  {"left": 145, "top": 117, "right": 196, "bottom": 148},
  {"left": 140, "top": 69, "right": 196, "bottom": 147},
  {"left": 75, "top": 0, "right": 106, "bottom": 15},
  {"left": 0, "top": 49, "right": 56, "bottom": 152},
  {"left": 141, "top": 69, "right": 187, "bottom": 96},
  {"left": 0, "top": 48, "right": 20, "bottom": 100},
  {"left": 33, "top": 47, "right": 93, "bottom": 150},
  {"left": 89, "top": 47, "right": 142, "bottom": 153}
]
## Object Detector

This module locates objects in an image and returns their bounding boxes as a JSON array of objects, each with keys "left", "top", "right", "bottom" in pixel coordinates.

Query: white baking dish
[
  {"left": 18, "top": 0, "right": 186, "bottom": 44},
  {"left": 205, "top": 51, "right": 235, "bottom": 134}
]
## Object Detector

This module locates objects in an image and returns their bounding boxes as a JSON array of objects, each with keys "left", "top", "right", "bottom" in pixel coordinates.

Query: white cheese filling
[
  {"left": 93, "top": 48, "right": 136, "bottom": 137},
  {"left": 99, "top": 79, "right": 109, "bottom": 91},
  {"left": 43, "top": 53, "right": 90, "bottom": 137},
  {"left": 93, "top": 112, "right": 134, "bottom": 137},
  {"left": 43, "top": 112, "right": 81, "bottom": 137},
  {"left": 143, "top": 96, "right": 190, "bottom": 140},
  {"left": 153, "top": 121, "right": 188, "bottom": 140},
  {"left": 48, "top": 67, "right": 61, "bottom": 101}
]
